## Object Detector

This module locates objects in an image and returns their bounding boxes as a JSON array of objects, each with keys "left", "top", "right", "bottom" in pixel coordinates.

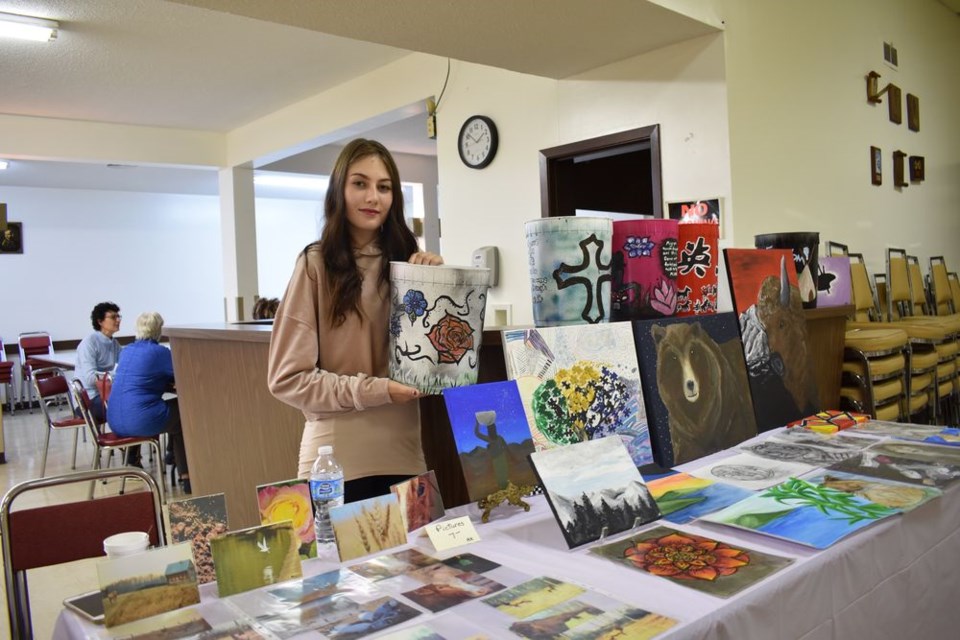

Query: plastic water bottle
[{"left": 309, "top": 445, "right": 344, "bottom": 545}]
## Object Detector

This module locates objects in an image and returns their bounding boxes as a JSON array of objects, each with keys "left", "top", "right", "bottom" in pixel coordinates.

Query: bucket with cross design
[{"left": 525, "top": 216, "right": 613, "bottom": 327}]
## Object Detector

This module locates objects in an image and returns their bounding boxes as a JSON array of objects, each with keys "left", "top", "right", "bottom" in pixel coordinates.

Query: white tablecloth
[{"left": 54, "top": 429, "right": 960, "bottom": 639}]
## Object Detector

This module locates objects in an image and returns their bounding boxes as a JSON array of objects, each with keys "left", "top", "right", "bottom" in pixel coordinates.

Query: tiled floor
[{"left": 0, "top": 403, "right": 188, "bottom": 639}]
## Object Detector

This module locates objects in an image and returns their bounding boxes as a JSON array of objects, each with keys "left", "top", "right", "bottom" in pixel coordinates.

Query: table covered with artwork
[{"left": 53, "top": 426, "right": 960, "bottom": 639}]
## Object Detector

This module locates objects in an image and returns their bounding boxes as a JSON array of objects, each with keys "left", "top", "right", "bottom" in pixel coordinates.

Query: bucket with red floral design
[{"left": 389, "top": 262, "right": 492, "bottom": 395}]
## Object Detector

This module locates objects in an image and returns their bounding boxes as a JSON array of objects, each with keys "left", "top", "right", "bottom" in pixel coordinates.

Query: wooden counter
[
  {"left": 165, "top": 323, "right": 304, "bottom": 529},
  {"left": 803, "top": 304, "right": 853, "bottom": 412}
]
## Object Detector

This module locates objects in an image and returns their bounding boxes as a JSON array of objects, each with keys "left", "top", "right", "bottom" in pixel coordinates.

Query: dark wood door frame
[{"left": 538, "top": 124, "right": 662, "bottom": 218}]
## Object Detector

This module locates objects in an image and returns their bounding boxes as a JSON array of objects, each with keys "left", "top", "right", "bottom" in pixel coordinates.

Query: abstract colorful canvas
[
  {"left": 633, "top": 313, "right": 757, "bottom": 466},
  {"left": 590, "top": 525, "right": 792, "bottom": 598},
  {"left": 256, "top": 478, "right": 316, "bottom": 559},
  {"left": 210, "top": 521, "right": 302, "bottom": 597},
  {"left": 701, "top": 477, "right": 899, "bottom": 549},
  {"left": 502, "top": 323, "right": 652, "bottom": 466},
  {"left": 725, "top": 248, "right": 820, "bottom": 430},
  {"left": 801, "top": 469, "right": 941, "bottom": 512},
  {"left": 98, "top": 542, "right": 200, "bottom": 627},
  {"left": 390, "top": 471, "right": 446, "bottom": 532},
  {"left": 688, "top": 452, "right": 816, "bottom": 491},
  {"left": 646, "top": 472, "right": 755, "bottom": 524},
  {"left": 816, "top": 256, "right": 853, "bottom": 307},
  {"left": 529, "top": 436, "right": 661, "bottom": 548},
  {"left": 167, "top": 493, "right": 228, "bottom": 585},
  {"left": 787, "top": 409, "right": 869, "bottom": 433},
  {"left": 329, "top": 493, "right": 407, "bottom": 562},
  {"left": 442, "top": 380, "right": 539, "bottom": 502}
]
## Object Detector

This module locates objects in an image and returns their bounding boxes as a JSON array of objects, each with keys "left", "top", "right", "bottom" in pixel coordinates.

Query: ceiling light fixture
[
  {"left": 0, "top": 11, "right": 59, "bottom": 42},
  {"left": 0, "top": 161, "right": 8, "bottom": 170}
]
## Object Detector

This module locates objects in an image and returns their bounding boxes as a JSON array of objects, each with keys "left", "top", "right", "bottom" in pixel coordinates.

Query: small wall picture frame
[
  {"left": 887, "top": 84, "right": 902, "bottom": 124},
  {"left": 0, "top": 221, "right": 23, "bottom": 254},
  {"left": 893, "top": 150, "right": 908, "bottom": 188},
  {"left": 870, "top": 146, "right": 882, "bottom": 186},
  {"left": 909, "top": 155, "right": 925, "bottom": 182},
  {"left": 907, "top": 93, "right": 920, "bottom": 132}
]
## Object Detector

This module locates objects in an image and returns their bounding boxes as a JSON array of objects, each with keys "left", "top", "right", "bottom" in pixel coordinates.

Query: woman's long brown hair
[{"left": 308, "top": 139, "right": 418, "bottom": 326}]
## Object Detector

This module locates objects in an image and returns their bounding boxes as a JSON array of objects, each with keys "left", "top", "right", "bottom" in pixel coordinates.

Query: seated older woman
[{"left": 107, "top": 311, "right": 191, "bottom": 493}]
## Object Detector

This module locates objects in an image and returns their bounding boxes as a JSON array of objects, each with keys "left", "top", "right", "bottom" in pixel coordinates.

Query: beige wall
[{"left": 719, "top": 0, "right": 960, "bottom": 276}]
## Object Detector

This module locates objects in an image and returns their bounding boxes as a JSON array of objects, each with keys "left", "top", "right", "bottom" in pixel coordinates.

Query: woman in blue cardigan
[{"left": 107, "top": 311, "right": 191, "bottom": 493}]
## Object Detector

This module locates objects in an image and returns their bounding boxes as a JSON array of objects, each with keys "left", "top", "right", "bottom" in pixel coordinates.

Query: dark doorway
[{"left": 539, "top": 124, "right": 662, "bottom": 218}]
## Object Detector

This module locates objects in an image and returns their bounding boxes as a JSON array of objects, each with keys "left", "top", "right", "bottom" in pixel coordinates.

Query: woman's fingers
[{"left": 408, "top": 251, "right": 444, "bottom": 266}]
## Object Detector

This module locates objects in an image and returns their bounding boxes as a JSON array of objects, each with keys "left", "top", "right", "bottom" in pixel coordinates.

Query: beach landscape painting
[
  {"left": 701, "top": 477, "right": 899, "bottom": 549},
  {"left": 646, "top": 472, "right": 755, "bottom": 524}
]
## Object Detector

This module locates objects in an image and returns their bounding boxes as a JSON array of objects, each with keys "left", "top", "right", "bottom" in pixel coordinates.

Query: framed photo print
[
  {"left": 870, "top": 147, "right": 882, "bottom": 186},
  {"left": 887, "top": 84, "right": 902, "bottom": 124},
  {"left": 907, "top": 94, "right": 920, "bottom": 132},
  {"left": 0, "top": 222, "right": 23, "bottom": 254}
]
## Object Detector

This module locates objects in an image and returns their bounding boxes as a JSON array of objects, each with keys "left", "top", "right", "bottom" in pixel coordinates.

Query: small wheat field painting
[
  {"left": 97, "top": 542, "right": 200, "bottom": 627},
  {"left": 443, "top": 380, "right": 539, "bottom": 501},
  {"left": 633, "top": 313, "right": 757, "bottom": 466},
  {"left": 167, "top": 492, "right": 228, "bottom": 585},
  {"left": 701, "top": 477, "right": 899, "bottom": 549},
  {"left": 502, "top": 323, "right": 653, "bottom": 466},
  {"left": 210, "top": 521, "right": 302, "bottom": 597},
  {"left": 590, "top": 525, "right": 793, "bottom": 598},
  {"left": 725, "top": 248, "right": 820, "bottom": 431},
  {"left": 330, "top": 493, "right": 407, "bottom": 562},
  {"left": 529, "top": 436, "right": 661, "bottom": 549},
  {"left": 646, "top": 472, "right": 755, "bottom": 524},
  {"left": 257, "top": 478, "right": 317, "bottom": 559}
]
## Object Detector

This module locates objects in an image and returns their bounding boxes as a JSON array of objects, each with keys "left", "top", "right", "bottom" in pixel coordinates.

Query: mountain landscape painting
[{"left": 529, "top": 436, "right": 661, "bottom": 548}]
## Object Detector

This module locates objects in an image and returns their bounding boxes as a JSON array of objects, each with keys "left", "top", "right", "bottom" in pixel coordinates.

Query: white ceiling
[{"left": 0, "top": 0, "right": 719, "bottom": 196}]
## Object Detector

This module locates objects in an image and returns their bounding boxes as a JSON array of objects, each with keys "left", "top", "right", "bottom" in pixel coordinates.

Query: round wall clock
[{"left": 458, "top": 115, "right": 499, "bottom": 169}]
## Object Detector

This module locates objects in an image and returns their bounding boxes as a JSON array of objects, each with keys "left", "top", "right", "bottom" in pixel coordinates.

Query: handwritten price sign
[{"left": 426, "top": 516, "right": 481, "bottom": 552}]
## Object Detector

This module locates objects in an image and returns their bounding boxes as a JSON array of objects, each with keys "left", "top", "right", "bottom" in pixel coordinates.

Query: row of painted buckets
[{"left": 388, "top": 217, "right": 817, "bottom": 394}]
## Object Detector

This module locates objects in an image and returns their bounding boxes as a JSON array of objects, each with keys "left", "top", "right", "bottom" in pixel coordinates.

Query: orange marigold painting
[
  {"left": 590, "top": 525, "right": 792, "bottom": 598},
  {"left": 623, "top": 531, "right": 749, "bottom": 581}
]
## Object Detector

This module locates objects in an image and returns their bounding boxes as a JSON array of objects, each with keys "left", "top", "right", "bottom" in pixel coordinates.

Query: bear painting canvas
[
  {"left": 633, "top": 313, "right": 758, "bottom": 466},
  {"left": 724, "top": 248, "right": 820, "bottom": 432}
]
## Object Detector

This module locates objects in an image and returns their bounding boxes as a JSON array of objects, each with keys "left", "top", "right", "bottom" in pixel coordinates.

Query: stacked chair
[
  {"left": 838, "top": 244, "right": 957, "bottom": 424},
  {"left": 16, "top": 332, "right": 54, "bottom": 412},
  {"left": 0, "top": 338, "right": 15, "bottom": 414},
  {"left": 826, "top": 243, "right": 911, "bottom": 421}
]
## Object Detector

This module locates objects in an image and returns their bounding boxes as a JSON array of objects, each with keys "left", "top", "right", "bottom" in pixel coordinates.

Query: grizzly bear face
[{"left": 651, "top": 322, "right": 723, "bottom": 424}]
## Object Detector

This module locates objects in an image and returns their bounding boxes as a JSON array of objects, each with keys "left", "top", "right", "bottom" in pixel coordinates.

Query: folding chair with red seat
[
  {"left": 0, "top": 467, "right": 165, "bottom": 639},
  {"left": 17, "top": 332, "right": 54, "bottom": 413},
  {"left": 32, "top": 367, "right": 86, "bottom": 477},
  {"left": 70, "top": 378, "right": 164, "bottom": 501},
  {"left": 0, "top": 337, "right": 16, "bottom": 414}
]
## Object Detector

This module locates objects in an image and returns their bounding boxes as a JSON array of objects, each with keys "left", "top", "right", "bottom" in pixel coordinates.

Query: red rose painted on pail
[{"left": 389, "top": 263, "right": 491, "bottom": 394}]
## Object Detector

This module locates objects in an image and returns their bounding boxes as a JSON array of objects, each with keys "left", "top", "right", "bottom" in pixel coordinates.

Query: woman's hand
[
  {"left": 408, "top": 251, "right": 444, "bottom": 266},
  {"left": 388, "top": 380, "right": 421, "bottom": 403}
]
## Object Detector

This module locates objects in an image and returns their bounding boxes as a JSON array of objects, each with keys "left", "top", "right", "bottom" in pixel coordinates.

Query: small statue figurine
[{"left": 477, "top": 481, "right": 535, "bottom": 523}]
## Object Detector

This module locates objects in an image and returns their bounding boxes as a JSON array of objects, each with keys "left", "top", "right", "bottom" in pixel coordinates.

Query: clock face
[{"left": 458, "top": 116, "right": 498, "bottom": 169}]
